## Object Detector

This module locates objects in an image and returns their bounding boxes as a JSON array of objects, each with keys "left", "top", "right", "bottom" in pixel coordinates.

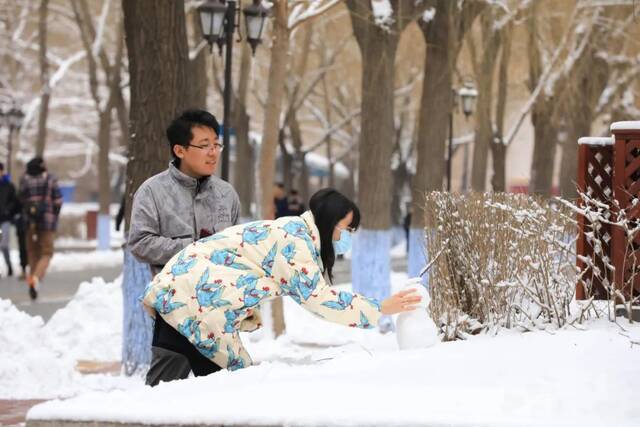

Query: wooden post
[
  {"left": 611, "top": 121, "right": 640, "bottom": 301},
  {"left": 576, "top": 137, "right": 614, "bottom": 300}
]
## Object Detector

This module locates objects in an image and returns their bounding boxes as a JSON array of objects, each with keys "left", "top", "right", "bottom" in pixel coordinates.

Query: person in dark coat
[{"left": 0, "top": 162, "right": 19, "bottom": 277}]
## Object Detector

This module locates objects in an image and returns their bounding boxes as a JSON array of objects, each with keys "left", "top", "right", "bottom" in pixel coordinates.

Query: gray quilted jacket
[{"left": 128, "top": 162, "right": 240, "bottom": 273}]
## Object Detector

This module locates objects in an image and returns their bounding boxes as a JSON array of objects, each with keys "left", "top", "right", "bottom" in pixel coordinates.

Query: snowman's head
[{"left": 403, "top": 278, "right": 430, "bottom": 309}]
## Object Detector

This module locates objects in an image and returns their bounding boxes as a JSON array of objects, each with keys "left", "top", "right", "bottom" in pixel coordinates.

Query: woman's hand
[{"left": 380, "top": 289, "right": 423, "bottom": 315}]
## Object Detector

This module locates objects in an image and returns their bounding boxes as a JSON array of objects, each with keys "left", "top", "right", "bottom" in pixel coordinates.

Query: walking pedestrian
[{"left": 19, "top": 157, "right": 63, "bottom": 299}]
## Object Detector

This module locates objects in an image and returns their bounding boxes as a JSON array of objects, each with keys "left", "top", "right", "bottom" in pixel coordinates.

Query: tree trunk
[
  {"left": 529, "top": 103, "right": 557, "bottom": 197},
  {"left": 35, "top": 0, "right": 50, "bottom": 157},
  {"left": 490, "top": 141, "right": 506, "bottom": 191},
  {"left": 232, "top": 42, "right": 254, "bottom": 218},
  {"left": 527, "top": 0, "right": 556, "bottom": 198},
  {"left": 413, "top": 0, "right": 452, "bottom": 229},
  {"left": 491, "top": 23, "right": 512, "bottom": 192},
  {"left": 123, "top": 0, "right": 190, "bottom": 226},
  {"left": 98, "top": 108, "right": 113, "bottom": 216},
  {"left": 471, "top": 13, "right": 501, "bottom": 192},
  {"left": 257, "top": 0, "right": 290, "bottom": 337},
  {"left": 347, "top": 16, "right": 397, "bottom": 229},
  {"left": 258, "top": 0, "right": 290, "bottom": 221},
  {"left": 187, "top": 9, "right": 208, "bottom": 109},
  {"left": 278, "top": 127, "right": 293, "bottom": 191},
  {"left": 121, "top": 0, "right": 190, "bottom": 375},
  {"left": 346, "top": 0, "right": 410, "bottom": 320}
]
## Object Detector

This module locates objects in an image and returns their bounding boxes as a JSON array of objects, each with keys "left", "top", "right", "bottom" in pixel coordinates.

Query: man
[
  {"left": 19, "top": 157, "right": 63, "bottom": 299},
  {"left": 273, "top": 183, "right": 289, "bottom": 219},
  {"left": 287, "top": 189, "right": 305, "bottom": 216},
  {"left": 0, "top": 162, "right": 19, "bottom": 278},
  {"left": 128, "top": 109, "right": 241, "bottom": 385}
]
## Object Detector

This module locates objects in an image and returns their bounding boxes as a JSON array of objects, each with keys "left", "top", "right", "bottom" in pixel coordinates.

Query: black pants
[{"left": 146, "top": 313, "right": 222, "bottom": 386}]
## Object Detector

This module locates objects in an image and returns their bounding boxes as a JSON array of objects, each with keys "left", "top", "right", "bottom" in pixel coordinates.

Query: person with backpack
[{"left": 18, "top": 157, "right": 63, "bottom": 300}]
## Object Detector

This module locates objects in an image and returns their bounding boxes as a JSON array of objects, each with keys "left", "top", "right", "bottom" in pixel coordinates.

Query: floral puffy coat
[{"left": 142, "top": 211, "right": 382, "bottom": 371}]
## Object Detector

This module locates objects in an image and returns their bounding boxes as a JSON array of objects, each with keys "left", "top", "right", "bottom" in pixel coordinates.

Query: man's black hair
[{"left": 166, "top": 110, "right": 220, "bottom": 165}]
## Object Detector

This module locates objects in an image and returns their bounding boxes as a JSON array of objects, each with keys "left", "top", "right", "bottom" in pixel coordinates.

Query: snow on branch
[
  {"left": 288, "top": 0, "right": 342, "bottom": 29},
  {"left": 504, "top": 5, "right": 579, "bottom": 146},
  {"left": 371, "top": 0, "right": 394, "bottom": 31},
  {"left": 49, "top": 50, "right": 87, "bottom": 89},
  {"left": 91, "top": 0, "right": 112, "bottom": 58}
]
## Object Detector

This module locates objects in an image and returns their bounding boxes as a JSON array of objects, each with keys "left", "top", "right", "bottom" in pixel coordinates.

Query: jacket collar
[{"left": 168, "top": 161, "right": 211, "bottom": 192}]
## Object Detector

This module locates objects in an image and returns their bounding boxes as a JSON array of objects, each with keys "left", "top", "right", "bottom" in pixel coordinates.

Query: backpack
[
  {"left": 24, "top": 176, "right": 51, "bottom": 224},
  {"left": 25, "top": 200, "right": 46, "bottom": 223}
]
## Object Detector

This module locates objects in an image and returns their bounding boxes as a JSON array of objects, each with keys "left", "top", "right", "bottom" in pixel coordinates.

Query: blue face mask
[{"left": 333, "top": 229, "right": 352, "bottom": 255}]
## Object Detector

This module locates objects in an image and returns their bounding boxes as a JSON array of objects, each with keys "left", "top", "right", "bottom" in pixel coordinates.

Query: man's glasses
[{"left": 188, "top": 143, "right": 224, "bottom": 152}]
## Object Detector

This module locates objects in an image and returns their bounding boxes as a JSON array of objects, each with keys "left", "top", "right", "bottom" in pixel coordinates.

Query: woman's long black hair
[{"left": 309, "top": 188, "right": 360, "bottom": 282}]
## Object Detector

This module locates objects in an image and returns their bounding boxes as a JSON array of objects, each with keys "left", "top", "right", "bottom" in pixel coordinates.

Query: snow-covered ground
[
  {"left": 0, "top": 276, "right": 137, "bottom": 400},
  {"left": 0, "top": 271, "right": 634, "bottom": 426}
]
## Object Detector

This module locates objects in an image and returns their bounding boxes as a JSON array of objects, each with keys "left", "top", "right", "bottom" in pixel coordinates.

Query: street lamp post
[
  {"left": 198, "top": 0, "right": 269, "bottom": 182},
  {"left": 0, "top": 105, "right": 25, "bottom": 177},
  {"left": 446, "top": 82, "right": 477, "bottom": 192}
]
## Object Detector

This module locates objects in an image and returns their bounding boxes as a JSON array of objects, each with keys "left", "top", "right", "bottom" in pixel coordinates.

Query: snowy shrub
[{"left": 423, "top": 192, "right": 579, "bottom": 339}]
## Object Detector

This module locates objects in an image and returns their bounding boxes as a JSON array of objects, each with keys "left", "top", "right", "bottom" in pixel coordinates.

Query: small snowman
[{"left": 396, "top": 277, "right": 439, "bottom": 350}]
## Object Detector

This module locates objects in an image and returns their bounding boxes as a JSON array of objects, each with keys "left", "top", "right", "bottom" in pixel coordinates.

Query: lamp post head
[
  {"left": 459, "top": 82, "right": 478, "bottom": 118},
  {"left": 198, "top": 0, "right": 229, "bottom": 50},
  {"left": 243, "top": 0, "right": 270, "bottom": 55}
]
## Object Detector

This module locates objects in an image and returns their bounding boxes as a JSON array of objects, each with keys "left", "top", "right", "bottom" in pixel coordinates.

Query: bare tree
[
  {"left": 231, "top": 41, "right": 255, "bottom": 218},
  {"left": 121, "top": 0, "right": 191, "bottom": 375},
  {"left": 257, "top": 1, "right": 343, "bottom": 222},
  {"left": 345, "top": 0, "right": 429, "bottom": 313},
  {"left": 408, "top": 0, "right": 482, "bottom": 278},
  {"left": 469, "top": 6, "right": 503, "bottom": 192},
  {"left": 491, "top": 21, "right": 513, "bottom": 192},
  {"left": 559, "top": 8, "right": 636, "bottom": 198},
  {"left": 255, "top": 0, "right": 342, "bottom": 337},
  {"left": 35, "top": 0, "right": 50, "bottom": 156},
  {"left": 70, "top": 0, "right": 126, "bottom": 249},
  {"left": 186, "top": 9, "right": 208, "bottom": 110}
]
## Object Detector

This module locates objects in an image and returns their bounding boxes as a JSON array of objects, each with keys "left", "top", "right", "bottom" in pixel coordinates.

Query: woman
[{"left": 142, "top": 188, "right": 421, "bottom": 385}]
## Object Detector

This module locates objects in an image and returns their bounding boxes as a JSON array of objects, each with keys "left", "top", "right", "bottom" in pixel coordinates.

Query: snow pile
[
  {"left": 28, "top": 319, "right": 640, "bottom": 427},
  {"left": 45, "top": 276, "right": 123, "bottom": 362},
  {"left": 0, "top": 276, "right": 139, "bottom": 399}
]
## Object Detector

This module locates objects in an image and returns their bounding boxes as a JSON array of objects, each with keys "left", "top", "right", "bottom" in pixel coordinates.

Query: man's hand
[
  {"left": 380, "top": 289, "right": 422, "bottom": 315},
  {"left": 199, "top": 228, "right": 213, "bottom": 239}
]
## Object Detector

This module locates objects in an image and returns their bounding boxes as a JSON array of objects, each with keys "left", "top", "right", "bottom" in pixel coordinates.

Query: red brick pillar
[
  {"left": 576, "top": 137, "right": 614, "bottom": 300},
  {"left": 611, "top": 121, "right": 640, "bottom": 301}
]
